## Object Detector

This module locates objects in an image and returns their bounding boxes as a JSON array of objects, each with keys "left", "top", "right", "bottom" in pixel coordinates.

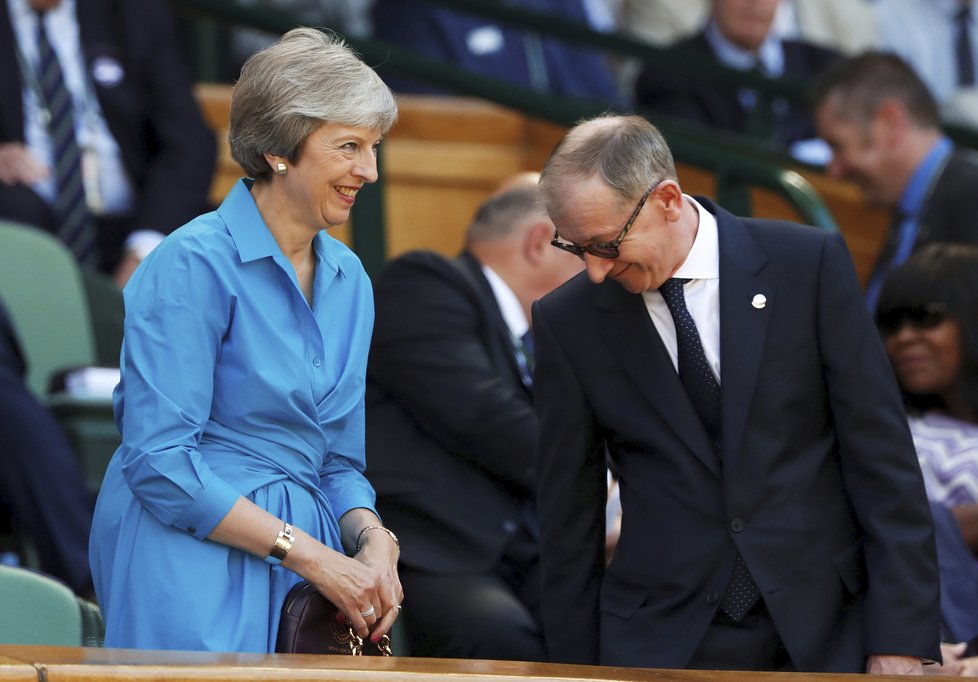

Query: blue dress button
[{"left": 313, "top": 357, "right": 321, "bottom": 367}]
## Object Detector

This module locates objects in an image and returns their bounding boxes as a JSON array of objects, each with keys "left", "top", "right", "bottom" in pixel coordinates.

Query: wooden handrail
[{"left": 0, "top": 645, "right": 950, "bottom": 681}]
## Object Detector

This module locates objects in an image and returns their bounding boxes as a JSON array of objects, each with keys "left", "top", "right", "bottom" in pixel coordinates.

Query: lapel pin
[{"left": 751, "top": 294, "right": 767, "bottom": 309}]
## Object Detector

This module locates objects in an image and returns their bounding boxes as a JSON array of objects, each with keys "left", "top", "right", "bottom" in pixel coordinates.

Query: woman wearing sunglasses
[
  {"left": 876, "top": 243, "right": 978, "bottom": 538},
  {"left": 875, "top": 243, "right": 978, "bottom": 669}
]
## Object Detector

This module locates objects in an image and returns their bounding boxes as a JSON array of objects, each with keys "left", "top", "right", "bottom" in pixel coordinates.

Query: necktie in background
[
  {"left": 513, "top": 330, "right": 534, "bottom": 388},
  {"left": 658, "top": 278, "right": 760, "bottom": 621},
  {"left": 35, "top": 12, "right": 98, "bottom": 266},
  {"left": 957, "top": 5, "right": 976, "bottom": 87}
]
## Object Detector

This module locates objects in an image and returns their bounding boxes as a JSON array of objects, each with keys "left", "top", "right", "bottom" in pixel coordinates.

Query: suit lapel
[
  {"left": 710, "top": 201, "right": 772, "bottom": 468},
  {"left": 456, "top": 251, "right": 530, "bottom": 395},
  {"left": 595, "top": 281, "right": 720, "bottom": 477}
]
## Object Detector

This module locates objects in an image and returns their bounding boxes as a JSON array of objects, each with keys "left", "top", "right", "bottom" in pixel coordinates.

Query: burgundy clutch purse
[{"left": 276, "top": 581, "right": 392, "bottom": 656}]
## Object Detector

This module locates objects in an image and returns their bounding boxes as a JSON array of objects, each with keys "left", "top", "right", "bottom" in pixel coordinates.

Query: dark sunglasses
[
  {"left": 875, "top": 303, "right": 948, "bottom": 336},
  {"left": 550, "top": 180, "right": 661, "bottom": 260}
]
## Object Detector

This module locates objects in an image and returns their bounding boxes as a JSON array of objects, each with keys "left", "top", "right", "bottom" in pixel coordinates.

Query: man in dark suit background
[
  {"left": 533, "top": 114, "right": 940, "bottom": 673},
  {"left": 365, "top": 178, "right": 582, "bottom": 660},
  {"left": 813, "top": 51, "right": 978, "bottom": 310},
  {"left": 634, "top": 0, "right": 840, "bottom": 162},
  {"left": 0, "top": 0, "right": 215, "bottom": 285}
]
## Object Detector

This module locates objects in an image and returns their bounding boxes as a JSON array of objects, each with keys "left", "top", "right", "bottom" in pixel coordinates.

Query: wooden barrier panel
[
  {"left": 191, "top": 85, "right": 889, "bottom": 284},
  {"left": 0, "top": 645, "right": 950, "bottom": 682}
]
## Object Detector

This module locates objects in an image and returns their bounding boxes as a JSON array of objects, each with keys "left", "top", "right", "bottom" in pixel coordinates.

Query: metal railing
[{"left": 170, "top": 0, "right": 843, "bottom": 274}]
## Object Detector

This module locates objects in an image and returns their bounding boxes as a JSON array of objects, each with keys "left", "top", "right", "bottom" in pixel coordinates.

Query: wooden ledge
[{"left": 0, "top": 645, "right": 950, "bottom": 682}]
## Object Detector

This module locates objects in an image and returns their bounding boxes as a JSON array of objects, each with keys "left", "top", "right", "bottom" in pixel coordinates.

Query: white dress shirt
[
  {"left": 641, "top": 196, "right": 721, "bottom": 382},
  {"left": 8, "top": 0, "right": 132, "bottom": 215}
]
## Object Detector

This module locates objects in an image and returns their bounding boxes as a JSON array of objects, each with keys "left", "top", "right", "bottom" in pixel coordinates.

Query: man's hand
[
  {"left": 867, "top": 654, "right": 923, "bottom": 675},
  {"left": 0, "top": 143, "right": 48, "bottom": 185}
]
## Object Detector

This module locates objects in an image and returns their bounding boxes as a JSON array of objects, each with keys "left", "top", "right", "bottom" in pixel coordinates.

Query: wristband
[{"left": 266, "top": 523, "right": 295, "bottom": 565}]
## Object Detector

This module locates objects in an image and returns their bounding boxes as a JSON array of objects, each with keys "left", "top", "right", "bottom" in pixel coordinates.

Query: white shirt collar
[
  {"left": 704, "top": 18, "right": 785, "bottom": 77},
  {"left": 481, "top": 263, "right": 529, "bottom": 339},
  {"left": 672, "top": 195, "right": 719, "bottom": 281}
]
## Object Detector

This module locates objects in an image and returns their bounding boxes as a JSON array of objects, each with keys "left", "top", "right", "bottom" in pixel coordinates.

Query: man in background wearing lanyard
[
  {"left": 813, "top": 51, "right": 978, "bottom": 311},
  {"left": 0, "top": 0, "right": 215, "bottom": 287}
]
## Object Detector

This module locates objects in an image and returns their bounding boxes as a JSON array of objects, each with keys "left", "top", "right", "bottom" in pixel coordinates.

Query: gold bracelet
[
  {"left": 266, "top": 523, "right": 295, "bottom": 565},
  {"left": 356, "top": 525, "right": 399, "bottom": 554}
]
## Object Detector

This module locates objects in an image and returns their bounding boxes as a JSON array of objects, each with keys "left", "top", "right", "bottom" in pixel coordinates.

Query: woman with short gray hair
[{"left": 89, "top": 28, "right": 402, "bottom": 652}]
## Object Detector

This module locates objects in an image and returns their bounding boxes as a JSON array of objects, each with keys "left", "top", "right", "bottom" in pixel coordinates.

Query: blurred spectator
[
  {"left": 875, "top": 244, "right": 978, "bottom": 666},
  {"left": 813, "top": 52, "right": 978, "bottom": 311},
  {"left": 875, "top": 0, "right": 978, "bottom": 128},
  {"left": 634, "top": 0, "right": 840, "bottom": 164},
  {"left": 365, "top": 178, "right": 582, "bottom": 660},
  {"left": 0, "top": 0, "right": 216, "bottom": 286},
  {"left": 228, "top": 0, "right": 374, "bottom": 76},
  {"left": 876, "top": 243, "right": 978, "bottom": 553},
  {"left": 618, "top": 0, "right": 877, "bottom": 53},
  {"left": 0, "top": 297, "right": 93, "bottom": 597},
  {"left": 370, "top": 0, "right": 627, "bottom": 109}
]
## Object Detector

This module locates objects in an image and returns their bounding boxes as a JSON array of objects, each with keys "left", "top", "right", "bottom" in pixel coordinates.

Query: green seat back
[
  {"left": 0, "top": 221, "right": 96, "bottom": 397},
  {"left": 0, "top": 565, "right": 82, "bottom": 645}
]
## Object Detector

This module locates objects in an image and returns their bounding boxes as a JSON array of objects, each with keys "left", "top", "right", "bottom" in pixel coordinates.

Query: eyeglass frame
[{"left": 550, "top": 180, "right": 662, "bottom": 260}]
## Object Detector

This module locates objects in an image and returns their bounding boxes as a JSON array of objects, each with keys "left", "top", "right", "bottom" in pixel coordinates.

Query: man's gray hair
[
  {"left": 538, "top": 115, "right": 676, "bottom": 222},
  {"left": 465, "top": 186, "right": 547, "bottom": 244}
]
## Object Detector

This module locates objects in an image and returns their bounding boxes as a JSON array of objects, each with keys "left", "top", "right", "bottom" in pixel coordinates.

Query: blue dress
[{"left": 89, "top": 179, "right": 378, "bottom": 652}]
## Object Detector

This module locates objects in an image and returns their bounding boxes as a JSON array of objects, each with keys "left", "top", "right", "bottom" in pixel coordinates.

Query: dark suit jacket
[
  {"left": 634, "top": 32, "right": 839, "bottom": 148},
  {"left": 532, "top": 198, "right": 940, "bottom": 671},
  {"left": 365, "top": 250, "right": 537, "bottom": 573},
  {"left": 0, "top": 0, "right": 216, "bottom": 269},
  {"left": 869, "top": 148, "right": 978, "bottom": 281}
]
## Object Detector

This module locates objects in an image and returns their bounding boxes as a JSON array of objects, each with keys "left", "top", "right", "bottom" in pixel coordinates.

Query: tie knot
[
  {"left": 958, "top": 4, "right": 972, "bottom": 22},
  {"left": 658, "top": 278, "right": 690, "bottom": 306}
]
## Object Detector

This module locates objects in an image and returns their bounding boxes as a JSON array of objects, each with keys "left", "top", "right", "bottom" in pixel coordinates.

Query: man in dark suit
[
  {"left": 813, "top": 51, "right": 978, "bottom": 310},
  {"left": 634, "top": 0, "right": 840, "bottom": 160},
  {"left": 0, "top": 297, "right": 93, "bottom": 596},
  {"left": 533, "top": 114, "right": 940, "bottom": 673},
  {"left": 0, "top": 0, "right": 215, "bottom": 284},
  {"left": 365, "top": 180, "right": 582, "bottom": 660}
]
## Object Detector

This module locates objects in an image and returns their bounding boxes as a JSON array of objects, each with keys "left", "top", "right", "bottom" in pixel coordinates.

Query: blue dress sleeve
[{"left": 116, "top": 229, "right": 241, "bottom": 539}]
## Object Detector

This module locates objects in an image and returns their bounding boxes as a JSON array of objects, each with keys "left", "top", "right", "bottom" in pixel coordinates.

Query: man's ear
[
  {"left": 655, "top": 180, "right": 684, "bottom": 222},
  {"left": 874, "top": 97, "right": 911, "bottom": 143},
  {"left": 523, "top": 220, "right": 553, "bottom": 266}
]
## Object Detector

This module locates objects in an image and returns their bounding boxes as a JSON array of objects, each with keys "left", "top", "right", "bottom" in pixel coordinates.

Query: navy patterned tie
[
  {"left": 658, "top": 278, "right": 760, "bottom": 621},
  {"left": 35, "top": 12, "right": 98, "bottom": 266},
  {"left": 658, "top": 278, "right": 720, "bottom": 444}
]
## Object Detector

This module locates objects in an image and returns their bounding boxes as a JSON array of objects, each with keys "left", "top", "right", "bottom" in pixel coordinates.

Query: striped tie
[{"left": 35, "top": 12, "right": 98, "bottom": 266}]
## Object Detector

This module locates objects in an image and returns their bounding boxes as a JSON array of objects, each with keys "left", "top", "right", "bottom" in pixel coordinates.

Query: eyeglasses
[
  {"left": 875, "top": 303, "right": 948, "bottom": 336},
  {"left": 550, "top": 180, "right": 661, "bottom": 260}
]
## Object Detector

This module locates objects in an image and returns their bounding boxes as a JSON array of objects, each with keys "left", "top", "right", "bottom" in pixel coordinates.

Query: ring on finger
[{"left": 360, "top": 605, "right": 375, "bottom": 618}]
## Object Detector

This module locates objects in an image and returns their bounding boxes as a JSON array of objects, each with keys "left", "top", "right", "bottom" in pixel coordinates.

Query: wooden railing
[
  {"left": 0, "top": 645, "right": 947, "bottom": 681},
  {"left": 192, "top": 85, "right": 889, "bottom": 285}
]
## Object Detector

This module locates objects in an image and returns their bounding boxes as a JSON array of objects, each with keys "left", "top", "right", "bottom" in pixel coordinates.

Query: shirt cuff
[{"left": 173, "top": 475, "right": 242, "bottom": 540}]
